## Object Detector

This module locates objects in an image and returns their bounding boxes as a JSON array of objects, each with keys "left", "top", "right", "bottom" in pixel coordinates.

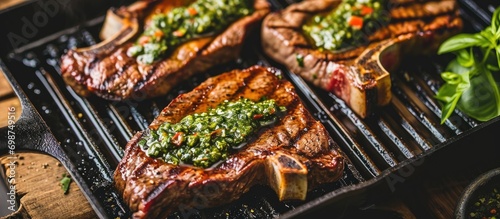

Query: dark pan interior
[{"left": 0, "top": 0, "right": 499, "bottom": 218}]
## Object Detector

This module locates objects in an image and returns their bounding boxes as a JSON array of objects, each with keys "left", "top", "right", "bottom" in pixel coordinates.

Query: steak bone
[
  {"left": 60, "top": 0, "right": 154, "bottom": 96},
  {"left": 266, "top": 151, "right": 308, "bottom": 201},
  {"left": 76, "top": 1, "right": 153, "bottom": 55}
]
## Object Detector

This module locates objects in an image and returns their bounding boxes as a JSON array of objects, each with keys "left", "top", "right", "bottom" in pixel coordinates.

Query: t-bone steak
[
  {"left": 261, "top": 0, "right": 463, "bottom": 117},
  {"left": 60, "top": 0, "right": 270, "bottom": 100},
  {"left": 114, "top": 65, "right": 345, "bottom": 218}
]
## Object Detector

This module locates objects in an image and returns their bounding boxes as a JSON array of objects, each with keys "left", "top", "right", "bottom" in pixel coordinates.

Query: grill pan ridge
[{"left": 0, "top": 0, "right": 499, "bottom": 218}]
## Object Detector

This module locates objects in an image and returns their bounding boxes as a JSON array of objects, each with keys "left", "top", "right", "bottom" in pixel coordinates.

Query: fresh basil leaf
[
  {"left": 440, "top": 72, "right": 462, "bottom": 85},
  {"left": 435, "top": 61, "right": 472, "bottom": 123},
  {"left": 496, "top": 45, "right": 500, "bottom": 69},
  {"left": 487, "top": 64, "right": 500, "bottom": 71},
  {"left": 436, "top": 7, "right": 500, "bottom": 123},
  {"left": 482, "top": 46, "right": 500, "bottom": 72},
  {"left": 447, "top": 58, "right": 474, "bottom": 75},
  {"left": 492, "top": 6, "right": 500, "bottom": 37},
  {"left": 436, "top": 91, "right": 462, "bottom": 124},
  {"left": 438, "top": 33, "right": 488, "bottom": 54},
  {"left": 480, "top": 28, "right": 496, "bottom": 46},
  {"left": 457, "top": 69, "right": 500, "bottom": 121},
  {"left": 456, "top": 48, "right": 475, "bottom": 67}
]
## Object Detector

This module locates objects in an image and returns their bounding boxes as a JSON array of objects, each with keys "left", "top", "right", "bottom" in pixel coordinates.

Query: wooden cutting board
[
  {"left": 0, "top": 63, "right": 96, "bottom": 218},
  {"left": 0, "top": 153, "right": 97, "bottom": 219}
]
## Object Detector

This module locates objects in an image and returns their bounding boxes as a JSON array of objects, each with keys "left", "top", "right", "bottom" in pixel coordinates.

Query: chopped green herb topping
[
  {"left": 128, "top": 0, "right": 253, "bottom": 64},
  {"left": 303, "top": 0, "right": 388, "bottom": 51},
  {"left": 140, "top": 98, "right": 286, "bottom": 168}
]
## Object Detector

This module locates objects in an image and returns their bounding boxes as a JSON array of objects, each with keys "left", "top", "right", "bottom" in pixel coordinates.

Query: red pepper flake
[
  {"left": 173, "top": 29, "right": 185, "bottom": 37},
  {"left": 253, "top": 114, "right": 263, "bottom": 119},
  {"left": 348, "top": 16, "right": 364, "bottom": 29},
  {"left": 138, "top": 36, "right": 151, "bottom": 45},
  {"left": 171, "top": 132, "right": 184, "bottom": 146},
  {"left": 210, "top": 129, "right": 222, "bottom": 137},
  {"left": 187, "top": 7, "right": 197, "bottom": 16},
  {"left": 491, "top": 208, "right": 497, "bottom": 215},
  {"left": 360, "top": 5, "right": 373, "bottom": 15},
  {"left": 154, "top": 29, "right": 164, "bottom": 38}
]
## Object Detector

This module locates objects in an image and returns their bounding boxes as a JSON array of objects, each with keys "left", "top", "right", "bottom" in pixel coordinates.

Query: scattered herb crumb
[
  {"left": 60, "top": 173, "right": 72, "bottom": 194},
  {"left": 296, "top": 53, "right": 304, "bottom": 67}
]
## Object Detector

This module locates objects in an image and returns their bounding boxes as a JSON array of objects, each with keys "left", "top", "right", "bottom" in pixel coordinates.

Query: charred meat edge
[{"left": 114, "top": 66, "right": 345, "bottom": 219}]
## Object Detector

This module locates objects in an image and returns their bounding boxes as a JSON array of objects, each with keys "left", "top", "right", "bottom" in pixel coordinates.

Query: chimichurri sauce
[
  {"left": 127, "top": 0, "right": 253, "bottom": 64},
  {"left": 139, "top": 98, "right": 286, "bottom": 168},
  {"left": 303, "top": 0, "right": 388, "bottom": 51}
]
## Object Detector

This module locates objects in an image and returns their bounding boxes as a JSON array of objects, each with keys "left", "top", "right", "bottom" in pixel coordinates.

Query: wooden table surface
[{"left": 0, "top": 1, "right": 498, "bottom": 219}]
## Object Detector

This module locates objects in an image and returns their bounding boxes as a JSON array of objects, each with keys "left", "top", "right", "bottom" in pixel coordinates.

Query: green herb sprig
[
  {"left": 60, "top": 173, "right": 72, "bottom": 194},
  {"left": 435, "top": 7, "right": 500, "bottom": 124}
]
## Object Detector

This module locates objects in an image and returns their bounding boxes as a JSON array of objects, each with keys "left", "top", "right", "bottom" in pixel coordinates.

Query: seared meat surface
[
  {"left": 114, "top": 66, "right": 345, "bottom": 218},
  {"left": 261, "top": 0, "right": 463, "bottom": 117},
  {"left": 60, "top": 0, "right": 270, "bottom": 100}
]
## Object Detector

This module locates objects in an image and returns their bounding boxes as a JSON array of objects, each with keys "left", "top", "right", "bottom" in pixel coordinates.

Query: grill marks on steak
[
  {"left": 114, "top": 66, "right": 345, "bottom": 218},
  {"left": 261, "top": 0, "right": 463, "bottom": 118},
  {"left": 60, "top": 0, "right": 270, "bottom": 100}
]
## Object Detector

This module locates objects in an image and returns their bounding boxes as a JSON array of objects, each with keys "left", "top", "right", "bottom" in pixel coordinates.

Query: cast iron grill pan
[{"left": 0, "top": 0, "right": 498, "bottom": 218}]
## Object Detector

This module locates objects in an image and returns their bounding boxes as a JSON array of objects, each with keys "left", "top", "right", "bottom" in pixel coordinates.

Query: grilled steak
[
  {"left": 60, "top": 0, "right": 270, "bottom": 100},
  {"left": 261, "top": 0, "right": 463, "bottom": 118},
  {"left": 114, "top": 65, "right": 345, "bottom": 218}
]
